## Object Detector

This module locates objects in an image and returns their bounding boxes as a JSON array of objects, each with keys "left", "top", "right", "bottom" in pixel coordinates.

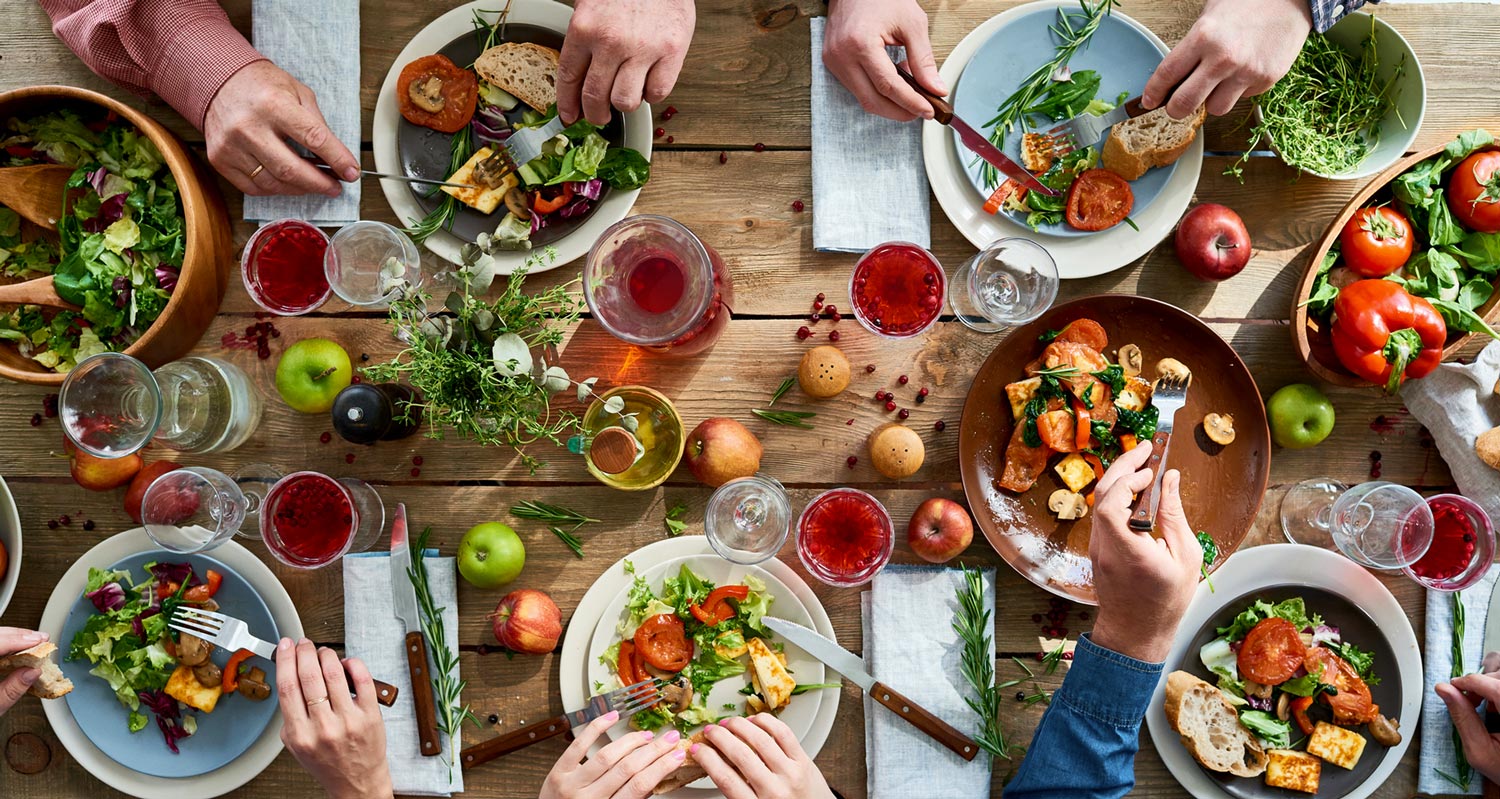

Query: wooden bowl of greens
[
  {"left": 1292, "top": 130, "right": 1500, "bottom": 389},
  {"left": 0, "top": 85, "right": 232, "bottom": 386}
]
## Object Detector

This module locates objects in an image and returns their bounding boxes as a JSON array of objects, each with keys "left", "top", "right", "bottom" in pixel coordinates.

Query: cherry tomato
[
  {"left": 1055, "top": 318, "right": 1109, "bottom": 351},
  {"left": 1236, "top": 617, "right": 1305, "bottom": 685},
  {"left": 1304, "top": 647, "right": 1378, "bottom": 724},
  {"left": 1035, "top": 409, "right": 1079, "bottom": 453},
  {"left": 1065, "top": 169, "right": 1134, "bottom": 231},
  {"left": 184, "top": 569, "right": 223, "bottom": 603},
  {"left": 634, "top": 614, "right": 692, "bottom": 673},
  {"left": 1339, "top": 207, "right": 1414, "bottom": 277},
  {"left": 1448, "top": 150, "right": 1500, "bottom": 233},
  {"left": 690, "top": 585, "right": 751, "bottom": 625},
  {"left": 396, "top": 55, "right": 478, "bottom": 134}
]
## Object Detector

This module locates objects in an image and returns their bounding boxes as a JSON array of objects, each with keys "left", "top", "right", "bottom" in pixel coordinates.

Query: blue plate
[
  {"left": 59, "top": 552, "right": 280, "bottom": 778},
  {"left": 950, "top": 4, "right": 1172, "bottom": 237}
]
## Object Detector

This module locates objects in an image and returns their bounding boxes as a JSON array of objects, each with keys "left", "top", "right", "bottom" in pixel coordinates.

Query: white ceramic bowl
[
  {"left": 1256, "top": 11, "right": 1425, "bottom": 180},
  {"left": 0, "top": 474, "right": 21, "bottom": 617}
]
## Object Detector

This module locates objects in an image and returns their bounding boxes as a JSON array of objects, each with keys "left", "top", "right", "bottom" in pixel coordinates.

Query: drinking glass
[
  {"left": 260, "top": 472, "right": 385, "bottom": 569},
  {"left": 1283, "top": 478, "right": 1434, "bottom": 569},
  {"left": 848, "top": 242, "right": 945, "bottom": 339},
  {"left": 241, "top": 218, "right": 332, "bottom": 315},
  {"left": 705, "top": 475, "right": 791, "bottom": 565},
  {"left": 950, "top": 238, "right": 1060, "bottom": 333},
  {"left": 1402, "top": 494, "right": 1495, "bottom": 592},
  {"left": 324, "top": 221, "right": 422, "bottom": 307},
  {"left": 143, "top": 466, "right": 274, "bottom": 554},
  {"left": 796, "top": 488, "right": 894, "bottom": 587}
]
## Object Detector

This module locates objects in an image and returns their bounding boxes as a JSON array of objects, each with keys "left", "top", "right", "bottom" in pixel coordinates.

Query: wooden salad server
[{"left": 0, "top": 163, "right": 73, "bottom": 232}]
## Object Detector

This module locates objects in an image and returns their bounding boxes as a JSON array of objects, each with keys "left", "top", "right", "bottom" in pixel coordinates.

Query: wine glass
[
  {"left": 1283, "top": 479, "right": 1434, "bottom": 569},
  {"left": 704, "top": 474, "right": 791, "bottom": 565},
  {"left": 143, "top": 466, "right": 277, "bottom": 554},
  {"left": 949, "top": 237, "right": 1060, "bottom": 333},
  {"left": 260, "top": 472, "right": 386, "bottom": 569}
]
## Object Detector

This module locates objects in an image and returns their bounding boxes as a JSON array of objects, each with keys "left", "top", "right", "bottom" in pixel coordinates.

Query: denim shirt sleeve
[
  {"left": 1309, "top": 0, "right": 1379, "bottom": 33},
  {"left": 1002, "top": 634, "right": 1164, "bottom": 799}
]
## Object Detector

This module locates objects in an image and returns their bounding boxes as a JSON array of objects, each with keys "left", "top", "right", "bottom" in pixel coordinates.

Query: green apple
[
  {"left": 458, "top": 522, "right": 525, "bottom": 588},
  {"left": 1266, "top": 383, "right": 1335, "bottom": 449},
  {"left": 275, "top": 338, "right": 352, "bottom": 413}
]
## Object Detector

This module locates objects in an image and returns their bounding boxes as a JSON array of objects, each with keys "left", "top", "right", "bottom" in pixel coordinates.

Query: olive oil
[{"left": 582, "top": 386, "right": 683, "bottom": 490}]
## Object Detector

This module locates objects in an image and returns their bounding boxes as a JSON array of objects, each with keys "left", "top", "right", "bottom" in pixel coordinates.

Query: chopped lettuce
[
  {"left": 684, "top": 649, "right": 747, "bottom": 698},
  {"left": 1198, "top": 637, "right": 1238, "bottom": 683},
  {"left": 1239, "top": 710, "right": 1292, "bottom": 748},
  {"left": 1216, "top": 597, "right": 1323, "bottom": 642}
]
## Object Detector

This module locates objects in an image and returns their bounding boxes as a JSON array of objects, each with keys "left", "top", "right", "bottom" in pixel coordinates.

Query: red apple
[
  {"left": 125, "top": 461, "right": 183, "bottom": 524},
  {"left": 907, "top": 498, "right": 974, "bottom": 564},
  {"left": 1175, "top": 203, "right": 1251, "bottom": 281},
  {"left": 488, "top": 589, "right": 562, "bottom": 655},
  {"left": 64, "top": 438, "right": 142, "bottom": 492},
  {"left": 683, "top": 418, "right": 763, "bottom": 487}
]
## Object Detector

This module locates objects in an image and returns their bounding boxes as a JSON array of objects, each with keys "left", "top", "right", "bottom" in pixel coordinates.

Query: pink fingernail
[
  {"left": 690, "top": 743, "right": 700, "bottom": 754},
  {"left": 663, "top": 729, "right": 681, "bottom": 744},
  {"left": 674, "top": 749, "right": 687, "bottom": 761},
  {"left": 278, "top": 638, "right": 293, "bottom": 652},
  {"left": 603, "top": 710, "right": 619, "bottom": 722},
  {"left": 641, "top": 730, "right": 654, "bottom": 741}
]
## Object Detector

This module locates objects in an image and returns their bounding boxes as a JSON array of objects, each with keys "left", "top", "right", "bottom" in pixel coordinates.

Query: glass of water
[
  {"left": 1285, "top": 479, "right": 1434, "bottom": 569},
  {"left": 949, "top": 237, "right": 1060, "bottom": 333},
  {"left": 143, "top": 466, "right": 279, "bottom": 554},
  {"left": 704, "top": 474, "right": 791, "bottom": 565}
]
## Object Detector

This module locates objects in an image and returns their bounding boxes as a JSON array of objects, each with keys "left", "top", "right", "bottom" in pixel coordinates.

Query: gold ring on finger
[
  {"left": 249, "top": 163, "right": 266, "bottom": 180},
  {"left": 306, "top": 695, "right": 330, "bottom": 707}
]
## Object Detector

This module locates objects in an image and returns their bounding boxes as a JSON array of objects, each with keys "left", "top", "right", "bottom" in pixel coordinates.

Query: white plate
[
  {"left": 372, "top": 0, "right": 652, "bottom": 272},
  {"left": 559, "top": 538, "right": 840, "bottom": 799},
  {"left": 1144, "top": 544, "right": 1422, "bottom": 799},
  {"left": 923, "top": 0, "right": 1202, "bottom": 279},
  {"left": 38, "top": 529, "right": 303, "bottom": 798},
  {"left": 0, "top": 473, "right": 19, "bottom": 617}
]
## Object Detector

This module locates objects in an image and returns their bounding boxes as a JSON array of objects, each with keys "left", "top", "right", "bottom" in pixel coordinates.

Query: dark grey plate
[
  {"left": 1185, "top": 585, "right": 1401, "bottom": 799},
  {"left": 396, "top": 25, "right": 624, "bottom": 247}
]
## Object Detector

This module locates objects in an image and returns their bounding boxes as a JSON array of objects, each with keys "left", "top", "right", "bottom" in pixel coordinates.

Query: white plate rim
[
  {"left": 923, "top": 0, "right": 1203, "bottom": 279},
  {"left": 372, "top": 0, "right": 652, "bottom": 272},
  {"left": 0, "top": 473, "right": 20, "bottom": 617},
  {"left": 38, "top": 529, "right": 303, "bottom": 798},
  {"left": 1144, "top": 544, "right": 1422, "bottom": 799}
]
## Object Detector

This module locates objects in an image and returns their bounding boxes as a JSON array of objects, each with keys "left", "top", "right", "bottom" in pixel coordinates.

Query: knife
[
  {"left": 894, "top": 67, "right": 1056, "bottom": 197},
  {"left": 762, "top": 618, "right": 979, "bottom": 760},
  {"left": 391, "top": 503, "right": 443, "bottom": 757},
  {"left": 1482, "top": 585, "right": 1500, "bottom": 798}
]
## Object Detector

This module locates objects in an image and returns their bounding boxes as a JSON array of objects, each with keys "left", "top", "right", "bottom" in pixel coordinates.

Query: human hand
[
  {"left": 540, "top": 713, "right": 689, "bottom": 798},
  {"left": 204, "top": 61, "right": 360, "bottom": 197},
  {"left": 0, "top": 628, "right": 47, "bottom": 715},
  {"left": 557, "top": 0, "right": 695, "bottom": 126},
  {"left": 1436, "top": 652, "right": 1500, "bottom": 784},
  {"left": 1087, "top": 442, "right": 1201, "bottom": 663},
  {"left": 823, "top": 0, "right": 944, "bottom": 121},
  {"left": 275, "top": 638, "right": 392, "bottom": 799},
  {"left": 1142, "top": 0, "right": 1311, "bottom": 118},
  {"left": 694, "top": 715, "right": 835, "bottom": 799}
]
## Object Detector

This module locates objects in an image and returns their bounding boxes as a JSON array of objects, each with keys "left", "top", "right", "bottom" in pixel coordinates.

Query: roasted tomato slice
[
  {"left": 1305, "top": 646, "right": 1378, "bottom": 724},
  {"left": 1055, "top": 318, "right": 1109, "bottom": 351},
  {"left": 999, "top": 421, "right": 1050, "bottom": 492},
  {"left": 634, "top": 613, "right": 692, "bottom": 673},
  {"left": 1065, "top": 168, "right": 1134, "bottom": 231},
  {"left": 396, "top": 54, "right": 478, "bottom": 134},
  {"left": 1236, "top": 617, "right": 1306, "bottom": 685},
  {"left": 617, "top": 640, "right": 645, "bottom": 685},
  {"left": 1035, "top": 409, "right": 1079, "bottom": 453}
]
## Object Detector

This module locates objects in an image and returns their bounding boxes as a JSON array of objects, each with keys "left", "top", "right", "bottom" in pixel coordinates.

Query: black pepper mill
[{"left": 331, "top": 383, "right": 422, "bottom": 445}]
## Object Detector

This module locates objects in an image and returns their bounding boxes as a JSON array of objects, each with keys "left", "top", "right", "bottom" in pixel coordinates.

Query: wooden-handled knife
[{"left": 391, "top": 503, "right": 442, "bottom": 757}]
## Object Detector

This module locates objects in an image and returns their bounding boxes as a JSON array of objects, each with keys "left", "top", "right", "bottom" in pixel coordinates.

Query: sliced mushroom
[
  {"left": 473, "top": 153, "right": 509, "bottom": 189},
  {"left": 193, "top": 661, "right": 222, "bottom": 688},
  {"left": 1204, "top": 413, "right": 1236, "bottom": 446},
  {"left": 176, "top": 633, "right": 211, "bottom": 667},
  {"left": 1048, "top": 489, "right": 1088, "bottom": 521},
  {"left": 662, "top": 679, "right": 694, "bottom": 714},
  {"left": 1117, "top": 344, "right": 1143, "bottom": 376},
  {"left": 1244, "top": 679, "right": 1273, "bottom": 700},
  {"left": 237, "top": 666, "right": 272, "bottom": 701},
  {"left": 1155, "top": 358, "right": 1192, "bottom": 386},
  {"left": 1276, "top": 692, "right": 1291, "bottom": 721},
  {"left": 408, "top": 74, "right": 446, "bottom": 113},
  {"left": 503, "top": 185, "right": 532, "bottom": 221},
  {"left": 1368, "top": 713, "right": 1401, "bottom": 746}
]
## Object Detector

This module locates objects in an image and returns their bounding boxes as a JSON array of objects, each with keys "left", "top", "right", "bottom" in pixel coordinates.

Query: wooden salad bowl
[
  {"left": 1291, "top": 137, "right": 1500, "bottom": 388},
  {"left": 0, "top": 85, "right": 231, "bottom": 387}
]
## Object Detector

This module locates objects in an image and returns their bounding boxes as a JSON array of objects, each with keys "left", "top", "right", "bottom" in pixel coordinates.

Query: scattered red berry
[
  {"left": 846, "top": 456, "right": 858, "bottom": 468},
  {"left": 319, "top": 431, "right": 332, "bottom": 444},
  {"left": 29, "top": 413, "right": 42, "bottom": 427},
  {"left": 885, "top": 401, "right": 897, "bottom": 412},
  {"left": 47, "top": 519, "right": 58, "bottom": 530},
  {"left": 898, "top": 375, "right": 909, "bottom": 385},
  {"left": 797, "top": 326, "right": 812, "bottom": 340},
  {"left": 876, "top": 391, "right": 888, "bottom": 401},
  {"left": 1035, "top": 651, "right": 1046, "bottom": 662},
  {"left": 666, "top": 105, "right": 678, "bottom": 115},
  {"left": 824, "top": 305, "right": 838, "bottom": 316},
  {"left": 812, "top": 301, "right": 823, "bottom": 312},
  {"left": 816, "top": 292, "right": 826, "bottom": 302},
  {"left": 413, "top": 455, "right": 424, "bottom": 466},
  {"left": 345, "top": 453, "right": 356, "bottom": 464},
  {"left": 1062, "top": 652, "right": 1074, "bottom": 661},
  {"left": 351, "top": 375, "right": 362, "bottom": 384},
  {"left": 830, "top": 312, "right": 842, "bottom": 322},
  {"left": 754, "top": 142, "right": 765, "bottom": 152},
  {"left": 719, "top": 151, "right": 727, "bottom": 164},
  {"left": 866, "top": 364, "right": 876, "bottom": 373},
  {"left": 846, "top": 419, "right": 855, "bottom": 426},
  {"left": 666, "top": 135, "right": 675, "bottom": 143},
  {"left": 828, "top": 330, "right": 840, "bottom": 342},
  {"left": 808, "top": 313, "right": 820, "bottom": 324},
  {"left": 83, "top": 519, "right": 96, "bottom": 531},
  {"left": 42, "top": 394, "right": 58, "bottom": 417},
  {"left": 654, "top": 127, "right": 665, "bottom": 137},
  {"left": 411, "top": 468, "right": 421, "bottom": 477},
  {"left": 918, "top": 387, "right": 929, "bottom": 397},
  {"left": 791, "top": 200, "right": 804, "bottom": 212},
  {"left": 934, "top": 420, "right": 947, "bottom": 432},
  {"left": 898, "top": 408, "right": 910, "bottom": 420},
  {"left": 59, "top": 514, "right": 70, "bottom": 526}
]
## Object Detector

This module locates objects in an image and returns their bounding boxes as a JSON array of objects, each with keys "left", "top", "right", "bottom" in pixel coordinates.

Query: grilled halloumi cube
[
  {"left": 1307, "top": 722, "right": 1366, "bottom": 770},
  {"left": 1054, "top": 453, "right": 1094, "bottom": 493},
  {"left": 1264, "top": 749, "right": 1321, "bottom": 793},
  {"left": 1021, "top": 133, "right": 1057, "bottom": 174},
  {"left": 713, "top": 631, "right": 748, "bottom": 660},
  {"left": 1005, "top": 377, "right": 1042, "bottom": 421},
  {"left": 1115, "top": 376, "right": 1153, "bottom": 413},
  {"left": 164, "top": 663, "right": 223, "bottom": 714},
  {"left": 441, "top": 147, "right": 519, "bottom": 214},
  {"left": 747, "top": 637, "right": 794, "bottom": 711}
]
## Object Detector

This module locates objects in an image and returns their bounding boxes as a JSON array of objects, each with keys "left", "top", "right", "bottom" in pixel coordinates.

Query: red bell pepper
[
  {"left": 1289, "top": 695, "right": 1316, "bottom": 735},
  {"left": 221, "top": 649, "right": 255, "bottom": 693},
  {"left": 689, "top": 585, "right": 751, "bottom": 625},
  {"left": 1330, "top": 279, "right": 1446, "bottom": 393},
  {"left": 532, "top": 182, "right": 574, "bottom": 215},
  {"left": 983, "top": 180, "right": 1026, "bottom": 215},
  {"left": 1072, "top": 398, "right": 1092, "bottom": 451},
  {"left": 184, "top": 569, "right": 223, "bottom": 603}
]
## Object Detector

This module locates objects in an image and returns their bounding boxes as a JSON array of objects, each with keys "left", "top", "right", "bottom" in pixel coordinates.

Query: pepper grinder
[{"left": 331, "top": 383, "right": 422, "bottom": 445}]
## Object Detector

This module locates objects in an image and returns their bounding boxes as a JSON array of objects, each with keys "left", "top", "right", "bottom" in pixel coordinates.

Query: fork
[
  {"left": 1035, "top": 95, "right": 1149, "bottom": 161},
  {"left": 170, "top": 607, "right": 399, "bottom": 707},
  {"left": 459, "top": 677, "right": 669, "bottom": 769},
  {"left": 1128, "top": 373, "right": 1189, "bottom": 532},
  {"left": 472, "top": 116, "right": 565, "bottom": 182}
]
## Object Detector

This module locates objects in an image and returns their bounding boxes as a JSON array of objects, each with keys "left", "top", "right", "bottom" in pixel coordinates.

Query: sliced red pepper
[
  {"left": 689, "top": 585, "right": 751, "bottom": 625},
  {"left": 1082, "top": 453, "right": 1105, "bottom": 484},
  {"left": 221, "top": 649, "right": 255, "bottom": 693},
  {"left": 1290, "top": 695, "right": 1316, "bottom": 735},
  {"left": 532, "top": 182, "right": 575, "bottom": 215},
  {"left": 1073, "top": 398, "right": 1092, "bottom": 451},
  {"left": 155, "top": 580, "right": 180, "bottom": 601},
  {"left": 184, "top": 569, "right": 223, "bottom": 603},
  {"left": 4, "top": 145, "right": 38, "bottom": 159},
  {"left": 982, "top": 180, "right": 1027, "bottom": 216}
]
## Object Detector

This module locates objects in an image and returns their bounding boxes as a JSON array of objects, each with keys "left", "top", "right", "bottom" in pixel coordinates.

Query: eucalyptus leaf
[
  {"left": 491, "top": 332, "right": 533, "bottom": 377},
  {"left": 541, "top": 365, "right": 571, "bottom": 395},
  {"left": 460, "top": 242, "right": 481, "bottom": 264},
  {"left": 621, "top": 413, "right": 640, "bottom": 433},
  {"left": 576, "top": 376, "right": 599, "bottom": 403},
  {"left": 603, "top": 395, "right": 626, "bottom": 414},
  {"left": 445, "top": 291, "right": 466, "bottom": 315},
  {"left": 474, "top": 309, "right": 496, "bottom": 331}
]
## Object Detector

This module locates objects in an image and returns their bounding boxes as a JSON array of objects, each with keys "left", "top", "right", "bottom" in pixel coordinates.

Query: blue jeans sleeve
[{"left": 1002, "top": 634, "right": 1164, "bottom": 799}]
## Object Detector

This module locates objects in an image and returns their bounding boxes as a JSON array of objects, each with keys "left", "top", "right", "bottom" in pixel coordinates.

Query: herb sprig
[
  {"left": 663, "top": 501, "right": 689, "bottom": 537},
  {"left": 1436, "top": 592, "right": 1472, "bottom": 790},
  {"left": 953, "top": 566, "right": 1016, "bottom": 759},
  {"left": 752, "top": 408, "right": 816, "bottom": 429},
  {"left": 511, "top": 501, "right": 598, "bottom": 558},
  {"left": 769, "top": 377, "right": 795, "bottom": 406},
  {"left": 408, "top": 527, "right": 479, "bottom": 778}
]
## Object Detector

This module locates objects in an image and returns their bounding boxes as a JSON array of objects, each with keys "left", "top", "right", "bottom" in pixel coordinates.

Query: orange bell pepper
[
  {"left": 184, "top": 569, "right": 223, "bottom": 603},
  {"left": 532, "top": 182, "right": 575, "bottom": 215},
  {"left": 1073, "top": 398, "right": 1092, "bottom": 451},
  {"left": 1119, "top": 433, "right": 1138, "bottom": 452},
  {"left": 221, "top": 649, "right": 255, "bottom": 693}
]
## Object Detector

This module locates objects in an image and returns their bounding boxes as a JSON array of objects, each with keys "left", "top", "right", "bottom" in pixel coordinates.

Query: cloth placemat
[
  {"left": 863, "top": 565, "right": 993, "bottom": 798},
  {"left": 1419, "top": 565, "right": 1500, "bottom": 796},
  {"left": 344, "top": 550, "right": 463, "bottom": 796},
  {"left": 809, "top": 17, "right": 930, "bottom": 253},
  {"left": 1401, "top": 341, "right": 1500, "bottom": 524},
  {"left": 243, "top": 0, "right": 361, "bottom": 225}
]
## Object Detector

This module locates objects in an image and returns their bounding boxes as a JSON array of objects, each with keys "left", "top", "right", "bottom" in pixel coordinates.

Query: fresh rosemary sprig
[
  {"left": 953, "top": 566, "right": 1015, "bottom": 760},
  {"left": 1437, "top": 592, "right": 1472, "bottom": 790},
  {"left": 549, "top": 525, "right": 585, "bottom": 559},
  {"left": 769, "top": 377, "right": 795, "bottom": 406},
  {"left": 511, "top": 500, "right": 600, "bottom": 526},
  {"left": 752, "top": 408, "right": 816, "bottom": 429},
  {"left": 404, "top": 126, "right": 471, "bottom": 243},
  {"left": 407, "top": 527, "right": 479, "bottom": 778}
]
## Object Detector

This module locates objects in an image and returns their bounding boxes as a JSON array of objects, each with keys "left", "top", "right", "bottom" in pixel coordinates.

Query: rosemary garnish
[
  {"left": 407, "top": 527, "right": 479, "bottom": 778},
  {"left": 1437, "top": 592, "right": 1472, "bottom": 790},
  {"left": 953, "top": 566, "right": 1015, "bottom": 759},
  {"left": 769, "top": 376, "right": 795, "bottom": 406},
  {"left": 752, "top": 408, "right": 816, "bottom": 429},
  {"left": 404, "top": 125, "right": 471, "bottom": 244},
  {"left": 512, "top": 501, "right": 598, "bottom": 558},
  {"left": 549, "top": 525, "right": 585, "bottom": 559}
]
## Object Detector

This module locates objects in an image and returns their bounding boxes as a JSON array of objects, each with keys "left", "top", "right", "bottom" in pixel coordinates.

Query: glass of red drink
[
  {"left": 260, "top": 472, "right": 386, "bottom": 569},
  {"left": 849, "top": 242, "right": 945, "bottom": 339},
  {"left": 1403, "top": 494, "right": 1494, "bottom": 591},
  {"left": 796, "top": 488, "right": 894, "bottom": 587},
  {"left": 584, "top": 215, "right": 734, "bottom": 357},
  {"left": 241, "top": 219, "right": 332, "bottom": 315}
]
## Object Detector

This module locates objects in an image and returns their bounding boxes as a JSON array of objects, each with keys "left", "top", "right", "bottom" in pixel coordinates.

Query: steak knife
[{"left": 391, "top": 503, "right": 442, "bottom": 757}]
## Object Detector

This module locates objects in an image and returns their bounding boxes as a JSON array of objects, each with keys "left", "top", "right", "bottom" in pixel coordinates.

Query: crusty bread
[
  {"left": 1164, "top": 670, "right": 1267, "bottom": 778},
  {"left": 1101, "top": 105, "right": 1206, "bottom": 181},
  {"left": 0, "top": 642, "right": 74, "bottom": 699},
  {"left": 653, "top": 734, "right": 712, "bottom": 794},
  {"left": 475, "top": 43, "right": 560, "bottom": 113},
  {"left": 1477, "top": 427, "right": 1500, "bottom": 471}
]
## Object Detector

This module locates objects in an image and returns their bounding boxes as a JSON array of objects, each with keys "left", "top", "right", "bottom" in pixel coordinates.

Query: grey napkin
[
  {"left": 344, "top": 550, "right": 463, "bottom": 796},
  {"left": 809, "top": 17, "right": 930, "bottom": 253},
  {"left": 1401, "top": 341, "right": 1500, "bottom": 523},
  {"left": 1419, "top": 566, "right": 1500, "bottom": 796},
  {"left": 862, "top": 565, "right": 993, "bottom": 798},
  {"left": 243, "top": 0, "right": 362, "bottom": 225}
]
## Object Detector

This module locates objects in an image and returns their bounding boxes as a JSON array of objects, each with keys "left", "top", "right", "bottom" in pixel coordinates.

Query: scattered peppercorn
[
  {"left": 320, "top": 432, "right": 332, "bottom": 444},
  {"left": 47, "top": 519, "right": 58, "bottom": 530},
  {"left": 865, "top": 364, "right": 876, "bottom": 373},
  {"left": 791, "top": 200, "right": 804, "bottom": 212},
  {"left": 915, "top": 394, "right": 926, "bottom": 404},
  {"left": 360, "top": 353, "right": 369, "bottom": 362},
  {"left": 489, "top": 714, "right": 499, "bottom": 725},
  {"left": 1015, "top": 691, "right": 1026, "bottom": 702},
  {"left": 29, "top": 414, "right": 41, "bottom": 427},
  {"left": 83, "top": 519, "right": 96, "bottom": 531}
]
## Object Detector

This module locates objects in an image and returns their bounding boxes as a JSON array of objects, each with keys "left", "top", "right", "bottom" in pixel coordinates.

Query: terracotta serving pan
[
  {"left": 1291, "top": 137, "right": 1500, "bottom": 388},
  {"left": 958, "top": 295, "right": 1272, "bottom": 605},
  {"left": 0, "top": 85, "right": 231, "bottom": 386}
]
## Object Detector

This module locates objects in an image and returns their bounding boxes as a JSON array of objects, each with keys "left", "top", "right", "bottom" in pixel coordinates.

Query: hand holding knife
[{"left": 391, "top": 503, "right": 443, "bottom": 757}]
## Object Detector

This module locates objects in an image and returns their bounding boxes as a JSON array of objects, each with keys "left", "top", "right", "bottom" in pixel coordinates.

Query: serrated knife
[
  {"left": 391, "top": 503, "right": 442, "bottom": 757},
  {"left": 762, "top": 617, "right": 979, "bottom": 760}
]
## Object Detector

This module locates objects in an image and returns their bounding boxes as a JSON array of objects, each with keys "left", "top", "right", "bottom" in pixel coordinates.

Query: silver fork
[
  {"left": 1036, "top": 95, "right": 1148, "bottom": 161},
  {"left": 1128, "top": 373, "right": 1189, "bottom": 532},
  {"left": 459, "top": 676, "right": 669, "bottom": 769},
  {"left": 170, "top": 607, "right": 399, "bottom": 706},
  {"left": 475, "top": 116, "right": 565, "bottom": 180}
]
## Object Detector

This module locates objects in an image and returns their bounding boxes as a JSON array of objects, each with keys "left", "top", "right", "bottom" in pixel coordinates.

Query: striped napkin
[{"left": 1419, "top": 566, "right": 1499, "bottom": 796}]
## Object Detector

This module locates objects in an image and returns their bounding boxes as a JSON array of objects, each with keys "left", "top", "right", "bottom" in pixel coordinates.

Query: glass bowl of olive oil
[{"left": 581, "top": 386, "right": 684, "bottom": 490}]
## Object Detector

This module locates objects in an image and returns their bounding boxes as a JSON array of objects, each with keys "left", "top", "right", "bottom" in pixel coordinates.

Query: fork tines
[{"left": 168, "top": 606, "right": 226, "bottom": 636}]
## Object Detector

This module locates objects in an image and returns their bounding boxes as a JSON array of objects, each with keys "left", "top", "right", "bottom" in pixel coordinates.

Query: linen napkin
[
  {"left": 1400, "top": 340, "right": 1500, "bottom": 524},
  {"left": 862, "top": 565, "right": 993, "bottom": 798},
  {"left": 809, "top": 17, "right": 930, "bottom": 253},
  {"left": 344, "top": 550, "right": 463, "bottom": 796},
  {"left": 1418, "top": 565, "right": 1500, "bottom": 796},
  {"left": 243, "top": 0, "right": 362, "bottom": 225}
]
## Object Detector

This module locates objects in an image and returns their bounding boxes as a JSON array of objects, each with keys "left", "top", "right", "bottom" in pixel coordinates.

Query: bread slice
[
  {"left": 0, "top": 642, "right": 74, "bottom": 699},
  {"left": 653, "top": 733, "right": 713, "bottom": 794},
  {"left": 1164, "top": 670, "right": 1268, "bottom": 777},
  {"left": 1101, "top": 105, "right": 1206, "bottom": 181},
  {"left": 475, "top": 43, "right": 560, "bottom": 113}
]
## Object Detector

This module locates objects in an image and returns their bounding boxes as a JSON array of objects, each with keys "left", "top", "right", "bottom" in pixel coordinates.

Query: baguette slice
[
  {"left": 0, "top": 642, "right": 74, "bottom": 699},
  {"left": 653, "top": 733, "right": 713, "bottom": 794},
  {"left": 1101, "top": 105, "right": 1206, "bottom": 181},
  {"left": 475, "top": 42, "right": 561, "bottom": 113},
  {"left": 1164, "top": 670, "right": 1267, "bottom": 778}
]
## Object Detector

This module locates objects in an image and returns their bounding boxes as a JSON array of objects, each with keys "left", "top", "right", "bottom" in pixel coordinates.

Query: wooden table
[{"left": 2, "top": 0, "right": 1498, "bottom": 795}]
